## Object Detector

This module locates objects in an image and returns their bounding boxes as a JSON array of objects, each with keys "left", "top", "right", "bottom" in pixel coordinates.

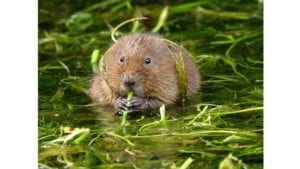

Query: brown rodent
[{"left": 89, "top": 33, "right": 201, "bottom": 114}]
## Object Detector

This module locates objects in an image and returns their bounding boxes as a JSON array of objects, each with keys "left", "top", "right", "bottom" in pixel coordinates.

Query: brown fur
[{"left": 89, "top": 33, "right": 201, "bottom": 110}]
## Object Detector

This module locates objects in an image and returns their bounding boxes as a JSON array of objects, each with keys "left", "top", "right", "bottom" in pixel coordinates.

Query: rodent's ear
[
  {"left": 162, "top": 38, "right": 181, "bottom": 55},
  {"left": 162, "top": 38, "right": 180, "bottom": 58},
  {"left": 162, "top": 38, "right": 179, "bottom": 48}
]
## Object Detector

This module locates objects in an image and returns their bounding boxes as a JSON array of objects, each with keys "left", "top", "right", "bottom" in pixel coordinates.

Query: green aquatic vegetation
[
  {"left": 121, "top": 91, "right": 134, "bottom": 127},
  {"left": 179, "top": 157, "right": 194, "bottom": 169},
  {"left": 138, "top": 104, "right": 167, "bottom": 133},
  {"left": 111, "top": 17, "right": 148, "bottom": 42},
  {"left": 90, "top": 49, "right": 100, "bottom": 73},
  {"left": 152, "top": 6, "right": 169, "bottom": 33},
  {"left": 39, "top": 0, "right": 263, "bottom": 168}
]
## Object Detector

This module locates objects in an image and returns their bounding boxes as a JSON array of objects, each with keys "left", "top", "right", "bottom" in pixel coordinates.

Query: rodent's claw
[
  {"left": 116, "top": 98, "right": 128, "bottom": 106},
  {"left": 115, "top": 97, "right": 129, "bottom": 114},
  {"left": 115, "top": 97, "right": 147, "bottom": 114},
  {"left": 116, "top": 106, "right": 127, "bottom": 115},
  {"left": 127, "top": 97, "right": 145, "bottom": 108}
]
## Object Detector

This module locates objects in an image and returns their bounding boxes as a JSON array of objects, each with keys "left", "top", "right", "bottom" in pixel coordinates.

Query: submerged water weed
[
  {"left": 46, "top": 127, "right": 90, "bottom": 145},
  {"left": 137, "top": 104, "right": 167, "bottom": 133},
  {"left": 39, "top": 0, "right": 263, "bottom": 168}
]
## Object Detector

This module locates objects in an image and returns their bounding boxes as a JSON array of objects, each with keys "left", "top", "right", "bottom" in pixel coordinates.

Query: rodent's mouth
[{"left": 119, "top": 84, "right": 145, "bottom": 98}]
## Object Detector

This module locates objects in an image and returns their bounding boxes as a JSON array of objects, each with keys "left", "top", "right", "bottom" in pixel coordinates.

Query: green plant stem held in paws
[{"left": 121, "top": 91, "right": 134, "bottom": 127}]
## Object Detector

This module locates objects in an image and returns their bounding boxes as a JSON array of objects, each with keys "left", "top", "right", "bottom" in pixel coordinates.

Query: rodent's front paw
[
  {"left": 115, "top": 97, "right": 146, "bottom": 114},
  {"left": 115, "top": 98, "right": 129, "bottom": 114},
  {"left": 126, "top": 97, "right": 145, "bottom": 108},
  {"left": 124, "top": 97, "right": 147, "bottom": 113}
]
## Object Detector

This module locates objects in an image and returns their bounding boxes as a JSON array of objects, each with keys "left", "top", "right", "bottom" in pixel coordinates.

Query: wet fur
[{"left": 89, "top": 33, "right": 201, "bottom": 111}]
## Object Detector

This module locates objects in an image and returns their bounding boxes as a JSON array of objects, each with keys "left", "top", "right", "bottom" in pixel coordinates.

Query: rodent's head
[{"left": 104, "top": 33, "right": 178, "bottom": 101}]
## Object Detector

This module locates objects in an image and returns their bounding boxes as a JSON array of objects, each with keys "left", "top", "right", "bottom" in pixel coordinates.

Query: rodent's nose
[
  {"left": 122, "top": 73, "right": 142, "bottom": 89},
  {"left": 124, "top": 79, "right": 135, "bottom": 87}
]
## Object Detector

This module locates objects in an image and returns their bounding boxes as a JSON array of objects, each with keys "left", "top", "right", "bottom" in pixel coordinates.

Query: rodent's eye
[
  {"left": 119, "top": 56, "right": 125, "bottom": 63},
  {"left": 144, "top": 58, "right": 151, "bottom": 65}
]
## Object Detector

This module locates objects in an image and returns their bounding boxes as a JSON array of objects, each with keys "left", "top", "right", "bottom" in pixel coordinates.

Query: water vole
[{"left": 89, "top": 33, "right": 201, "bottom": 114}]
